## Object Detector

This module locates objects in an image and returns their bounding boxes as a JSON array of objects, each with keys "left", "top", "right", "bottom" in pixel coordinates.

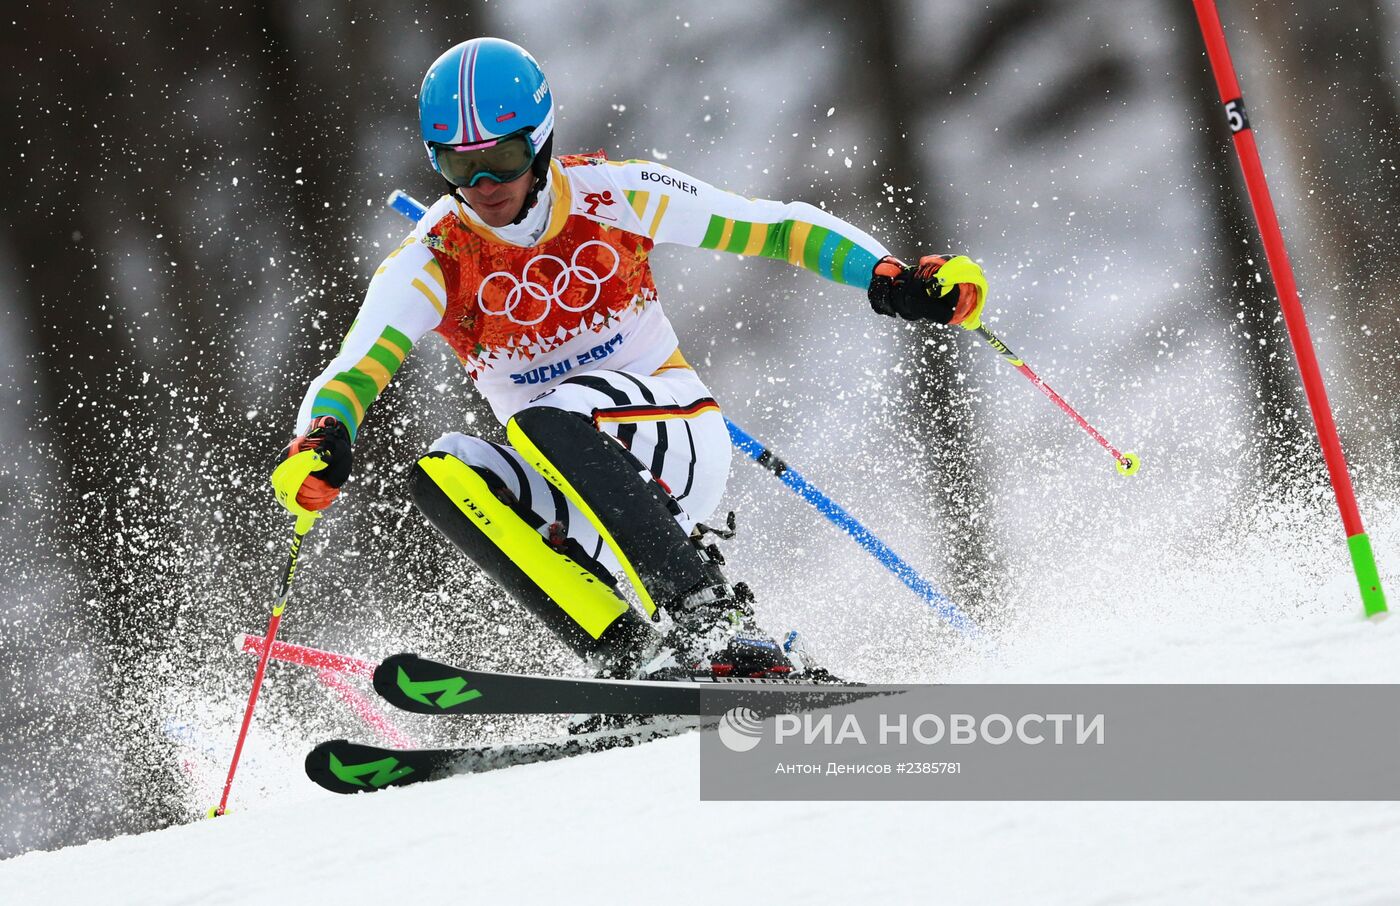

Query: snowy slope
[
  {"left": 5, "top": 601, "right": 1400, "bottom": 905},
  {"left": 4, "top": 738, "right": 1400, "bottom": 905},
  {"left": 6, "top": 486, "right": 1400, "bottom": 904}
]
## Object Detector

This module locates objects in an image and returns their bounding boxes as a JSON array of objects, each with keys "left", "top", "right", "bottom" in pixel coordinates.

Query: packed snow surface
[{"left": 5, "top": 593, "right": 1400, "bottom": 904}]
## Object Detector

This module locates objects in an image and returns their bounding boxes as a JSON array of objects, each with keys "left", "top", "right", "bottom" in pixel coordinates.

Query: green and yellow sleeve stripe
[
  {"left": 309, "top": 325, "right": 413, "bottom": 440},
  {"left": 378, "top": 241, "right": 447, "bottom": 319},
  {"left": 623, "top": 189, "right": 671, "bottom": 239},
  {"left": 411, "top": 258, "right": 447, "bottom": 318},
  {"left": 696, "top": 215, "right": 879, "bottom": 288}
]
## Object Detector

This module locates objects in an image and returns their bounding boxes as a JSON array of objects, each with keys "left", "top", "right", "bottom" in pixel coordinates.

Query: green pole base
[{"left": 1347, "top": 532, "right": 1388, "bottom": 619}]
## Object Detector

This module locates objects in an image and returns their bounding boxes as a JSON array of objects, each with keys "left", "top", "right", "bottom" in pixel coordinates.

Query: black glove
[{"left": 867, "top": 254, "right": 987, "bottom": 328}]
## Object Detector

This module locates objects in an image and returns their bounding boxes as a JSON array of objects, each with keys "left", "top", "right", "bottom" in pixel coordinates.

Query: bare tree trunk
[
  {"left": 1250, "top": 0, "right": 1400, "bottom": 459},
  {"left": 1, "top": 4, "right": 195, "bottom": 837},
  {"left": 844, "top": 2, "right": 1002, "bottom": 615},
  {"left": 0, "top": 0, "right": 510, "bottom": 840}
]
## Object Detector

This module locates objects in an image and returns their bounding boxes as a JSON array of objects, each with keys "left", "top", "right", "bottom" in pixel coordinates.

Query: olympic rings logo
[{"left": 477, "top": 240, "right": 621, "bottom": 326}]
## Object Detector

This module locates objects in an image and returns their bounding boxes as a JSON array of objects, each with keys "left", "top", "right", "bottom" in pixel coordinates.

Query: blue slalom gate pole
[
  {"left": 723, "top": 421, "right": 973, "bottom": 633},
  {"left": 384, "top": 190, "right": 973, "bottom": 633},
  {"left": 387, "top": 189, "right": 425, "bottom": 223}
]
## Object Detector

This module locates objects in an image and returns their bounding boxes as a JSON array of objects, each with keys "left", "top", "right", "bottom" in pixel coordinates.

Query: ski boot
[
  {"left": 635, "top": 516, "right": 797, "bottom": 681},
  {"left": 694, "top": 519, "right": 845, "bottom": 683},
  {"left": 653, "top": 584, "right": 845, "bottom": 683},
  {"left": 635, "top": 580, "right": 789, "bottom": 681}
]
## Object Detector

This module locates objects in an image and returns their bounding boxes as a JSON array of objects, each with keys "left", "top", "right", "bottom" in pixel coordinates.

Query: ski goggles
[{"left": 430, "top": 130, "right": 536, "bottom": 188}]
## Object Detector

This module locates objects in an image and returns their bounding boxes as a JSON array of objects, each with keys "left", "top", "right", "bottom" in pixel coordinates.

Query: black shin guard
[
  {"left": 409, "top": 451, "right": 657, "bottom": 672},
  {"left": 506, "top": 407, "right": 725, "bottom": 617}
]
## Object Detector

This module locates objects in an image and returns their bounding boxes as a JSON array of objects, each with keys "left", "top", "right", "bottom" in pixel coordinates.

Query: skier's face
[{"left": 460, "top": 169, "right": 533, "bottom": 228}]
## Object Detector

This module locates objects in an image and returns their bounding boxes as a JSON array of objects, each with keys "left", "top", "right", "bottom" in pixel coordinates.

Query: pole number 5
[{"left": 1224, "top": 97, "right": 1250, "bottom": 133}]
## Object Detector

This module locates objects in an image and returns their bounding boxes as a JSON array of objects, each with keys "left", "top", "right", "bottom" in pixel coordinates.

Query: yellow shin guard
[{"left": 410, "top": 451, "right": 657, "bottom": 670}]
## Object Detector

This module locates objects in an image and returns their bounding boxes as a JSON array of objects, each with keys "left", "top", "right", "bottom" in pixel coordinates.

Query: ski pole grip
[{"left": 271, "top": 449, "right": 326, "bottom": 532}]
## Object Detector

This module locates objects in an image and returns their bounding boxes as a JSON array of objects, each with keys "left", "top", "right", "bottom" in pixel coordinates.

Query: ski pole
[
  {"left": 210, "top": 450, "right": 325, "bottom": 817},
  {"left": 974, "top": 324, "right": 1140, "bottom": 476},
  {"left": 385, "top": 190, "right": 972, "bottom": 633},
  {"left": 1191, "top": 0, "right": 1387, "bottom": 619}
]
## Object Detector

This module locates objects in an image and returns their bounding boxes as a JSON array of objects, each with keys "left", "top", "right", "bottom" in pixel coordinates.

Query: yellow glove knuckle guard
[
  {"left": 935, "top": 256, "right": 989, "bottom": 330},
  {"left": 270, "top": 448, "right": 326, "bottom": 521}
]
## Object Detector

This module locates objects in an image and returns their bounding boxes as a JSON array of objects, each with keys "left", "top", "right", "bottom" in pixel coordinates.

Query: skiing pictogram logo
[
  {"left": 717, "top": 707, "right": 765, "bottom": 753},
  {"left": 582, "top": 190, "right": 616, "bottom": 216}
]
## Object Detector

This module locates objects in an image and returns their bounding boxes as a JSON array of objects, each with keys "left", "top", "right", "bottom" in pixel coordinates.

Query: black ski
[
  {"left": 371, "top": 652, "right": 880, "bottom": 716},
  {"left": 305, "top": 719, "right": 696, "bottom": 794}
]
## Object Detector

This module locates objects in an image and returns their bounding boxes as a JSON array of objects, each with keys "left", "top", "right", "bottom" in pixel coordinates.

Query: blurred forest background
[{"left": 2, "top": 0, "right": 1398, "bottom": 856}]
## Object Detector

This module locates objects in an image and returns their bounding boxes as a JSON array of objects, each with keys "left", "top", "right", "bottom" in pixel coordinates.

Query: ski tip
[
  {"left": 373, "top": 652, "right": 420, "bottom": 676},
  {"left": 372, "top": 652, "right": 419, "bottom": 694},
  {"left": 372, "top": 652, "right": 494, "bottom": 715},
  {"left": 305, "top": 738, "right": 348, "bottom": 767},
  {"left": 306, "top": 738, "right": 445, "bottom": 795},
  {"left": 307, "top": 738, "right": 349, "bottom": 752},
  {"left": 304, "top": 739, "right": 359, "bottom": 795}
]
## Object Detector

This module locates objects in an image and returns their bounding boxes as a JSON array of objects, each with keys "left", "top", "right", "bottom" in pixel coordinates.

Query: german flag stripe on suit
[{"left": 591, "top": 397, "right": 721, "bottom": 427}]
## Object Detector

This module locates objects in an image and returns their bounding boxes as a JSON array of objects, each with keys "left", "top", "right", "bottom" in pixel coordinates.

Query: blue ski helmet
[{"left": 418, "top": 38, "right": 554, "bottom": 180}]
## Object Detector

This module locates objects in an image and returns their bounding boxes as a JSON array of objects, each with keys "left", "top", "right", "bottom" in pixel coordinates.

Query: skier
[{"left": 273, "top": 37, "right": 988, "bottom": 681}]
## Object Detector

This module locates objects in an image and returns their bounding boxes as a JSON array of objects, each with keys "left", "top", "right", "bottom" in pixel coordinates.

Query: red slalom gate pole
[
  {"left": 238, "top": 634, "right": 378, "bottom": 678},
  {"left": 236, "top": 636, "right": 414, "bottom": 747},
  {"left": 315, "top": 669, "right": 418, "bottom": 749},
  {"left": 1191, "top": 0, "right": 1387, "bottom": 618}
]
